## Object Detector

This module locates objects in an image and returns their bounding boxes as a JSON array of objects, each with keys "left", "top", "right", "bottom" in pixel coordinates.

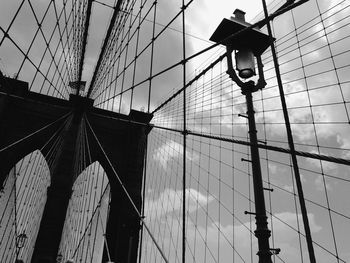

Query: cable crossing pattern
[{"left": 0, "top": 0, "right": 350, "bottom": 262}]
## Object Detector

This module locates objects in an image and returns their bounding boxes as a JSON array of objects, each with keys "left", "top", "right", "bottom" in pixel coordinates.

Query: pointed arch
[
  {"left": 0, "top": 150, "right": 50, "bottom": 262},
  {"left": 58, "top": 161, "right": 110, "bottom": 263}
]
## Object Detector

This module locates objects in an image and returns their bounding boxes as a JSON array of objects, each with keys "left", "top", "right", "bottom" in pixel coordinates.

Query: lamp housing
[
  {"left": 235, "top": 48, "right": 256, "bottom": 79},
  {"left": 16, "top": 232, "right": 27, "bottom": 249},
  {"left": 56, "top": 253, "right": 63, "bottom": 263}
]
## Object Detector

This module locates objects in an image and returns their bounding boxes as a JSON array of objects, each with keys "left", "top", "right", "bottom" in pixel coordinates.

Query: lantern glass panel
[{"left": 235, "top": 48, "right": 256, "bottom": 79}]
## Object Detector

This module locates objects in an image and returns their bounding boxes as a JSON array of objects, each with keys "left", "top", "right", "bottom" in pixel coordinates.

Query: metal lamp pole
[
  {"left": 244, "top": 85, "right": 272, "bottom": 263},
  {"left": 226, "top": 47, "right": 273, "bottom": 263},
  {"left": 210, "top": 9, "right": 278, "bottom": 262}
]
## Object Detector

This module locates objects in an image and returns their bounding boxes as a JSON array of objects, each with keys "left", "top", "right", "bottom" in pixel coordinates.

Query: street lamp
[
  {"left": 56, "top": 253, "right": 63, "bottom": 263},
  {"left": 15, "top": 231, "right": 27, "bottom": 263},
  {"left": 16, "top": 232, "right": 27, "bottom": 249},
  {"left": 210, "top": 9, "right": 275, "bottom": 263}
]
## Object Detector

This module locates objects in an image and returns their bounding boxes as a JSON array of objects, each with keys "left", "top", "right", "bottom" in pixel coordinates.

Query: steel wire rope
[
  {"left": 181, "top": 0, "right": 187, "bottom": 262},
  {"left": 138, "top": 65, "right": 149, "bottom": 262},
  {"left": 94, "top": 0, "right": 306, "bottom": 105},
  {"left": 93, "top": 0, "right": 213, "bottom": 46},
  {"left": 148, "top": 1, "right": 350, "bottom": 119},
  {"left": 262, "top": 14, "right": 350, "bottom": 69},
  {"left": 85, "top": 113, "right": 170, "bottom": 262},
  {"left": 263, "top": 0, "right": 350, "bottom": 58},
  {"left": 146, "top": 129, "right": 225, "bottom": 262},
  {"left": 88, "top": 111, "right": 350, "bottom": 167},
  {"left": 143, "top": 139, "right": 177, "bottom": 259},
  {"left": 0, "top": 0, "right": 26, "bottom": 46},
  {"left": 51, "top": 0, "right": 75, "bottom": 85},
  {"left": 188, "top": 74, "right": 201, "bottom": 263},
  {"left": 261, "top": 156, "right": 350, "bottom": 183},
  {"left": 297, "top": 0, "right": 345, "bottom": 260},
  {"left": 178, "top": 67, "right": 348, "bottom": 125},
  {"left": 96, "top": 1, "right": 137, "bottom": 103},
  {"left": 93, "top": 0, "right": 138, "bottom": 92},
  {"left": 26, "top": 0, "right": 71, "bottom": 96},
  {"left": 0, "top": 26, "right": 67, "bottom": 98},
  {"left": 147, "top": 131, "right": 247, "bottom": 239},
  {"left": 118, "top": 1, "right": 138, "bottom": 113},
  {"left": 0, "top": 113, "right": 70, "bottom": 261},
  {"left": 92, "top": 0, "right": 310, "bottom": 107},
  {"left": 74, "top": 117, "right": 88, "bottom": 255},
  {"left": 26, "top": 1, "right": 75, "bottom": 97},
  {"left": 89, "top": 0, "right": 193, "bottom": 100},
  {"left": 15, "top": 1, "right": 53, "bottom": 78},
  {"left": 130, "top": 0, "right": 147, "bottom": 111},
  {"left": 264, "top": 178, "right": 350, "bottom": 221},
  {"left": 87, "top": 0, "right": 127, "bottom": 98},
  {"left": 164, "top": 149, "right": 349, "bottom": 263},
  {"left": 142, "top": 130, "right": 176, "bottom": 261},
  {"left": 80, "top": 118, "right": 94, "bottom": 262},
  {"left": 15, "top": 154, "right": 48, "bottom": 261},
  {"left": 71, "top": 183, "right": 111, "bottom": 260}
]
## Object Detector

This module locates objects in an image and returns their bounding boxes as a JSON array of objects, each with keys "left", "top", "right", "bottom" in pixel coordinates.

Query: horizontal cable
[
  {"left": 84, "top": 113, "right": 169, "bottom": 263},
  {"left": 89, "top": 112, "right": 350, "bottom": 166}
]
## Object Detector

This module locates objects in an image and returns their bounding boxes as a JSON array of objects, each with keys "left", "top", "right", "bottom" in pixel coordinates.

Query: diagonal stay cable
[
  {"left": 152, "top": 52, "right": 227, "bottom": 114},
  {"left": 84, "top": 113, "right": 169, "bottom": 263},
  {"left": 78, "top": 0, "right": 93, "bottom": 84},
  {"left": 0, "top": 25, "right": 67, "bottom": 99},
  {"left": 88, "top": 112, "right": 350, "bottom": 166},
  {"left": 87, "top": 0, "right": 124, "bottom": 98},
  {"left": 0, "top": 111, "right": 71, "bottom": 153},
  {"left": 93, "top": 0, "right": 309, "bottom": 107}
]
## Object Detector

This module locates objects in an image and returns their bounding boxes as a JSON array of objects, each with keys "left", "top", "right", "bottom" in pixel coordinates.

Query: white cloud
[
  {"left": 268, "top": 163, "right": 277, "bottom": 174},
  {"left": 152, "top": 140, "right": 199, "bottom": 170},
  {"left": 283, "top": 173, "right": 307, "bottom": 192},
  {"left": 306, "top": 150, "right": 337, "bottom": 172},
  {"left": 314, "top": 174, "right": 332, "bottom": 191},
  {"left": 184, "top": 212, "right": 322, "bottom": 262},
  {"left": 144, "top": 188, "right": 214, "bottom": 219}
]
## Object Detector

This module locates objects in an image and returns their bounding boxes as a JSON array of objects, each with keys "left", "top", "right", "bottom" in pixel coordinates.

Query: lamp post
[
  {"left": 210, "top": 9, "right": 275, "bottom": 263},
  {"left": 56, "top": 253, "right": 63, "bottom": 263},
  {"left": 15, "top": 231, "right": 27, "bottom": 263}
]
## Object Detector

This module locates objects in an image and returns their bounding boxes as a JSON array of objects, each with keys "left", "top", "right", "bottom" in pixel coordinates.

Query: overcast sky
[{"left": 1, "top": 0, "right": 350, "bottom": 262}]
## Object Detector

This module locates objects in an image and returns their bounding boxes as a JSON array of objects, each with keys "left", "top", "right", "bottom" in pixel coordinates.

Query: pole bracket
[
  {"left": 238, "top": 113, "right": 248, "bottom": 119},
  {"left": 270, "top": 248, "right": 281, "bottom": 255},
  {"left": 244, "top": 211, "right": 258, "bottom": 215},
  {"left": 263, "top": 187, "right": 274, "bottom": 192}
]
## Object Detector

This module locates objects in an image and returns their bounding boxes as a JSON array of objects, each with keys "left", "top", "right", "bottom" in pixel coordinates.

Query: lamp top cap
[
  {"left": 233, "top": 9, "right": 246, "bottom": 22},
  {"left": 209, "top": 8, "right": 273, "bottom": 56}
]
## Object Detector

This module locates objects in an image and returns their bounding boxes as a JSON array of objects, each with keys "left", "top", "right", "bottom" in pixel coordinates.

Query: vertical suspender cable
[
  {"left": 147, "top": 1, "right": 157, "bottom": 112},
  {"left": 260, "top": 0, "right": 316, "bottom": 262},
  {"left": 78, "top": 0, "right": 93, "bottom": 85},
  {"left": 181, "top": 0, "right": 187, "bottom": 262},
  {"left": 138, "top": 133, "right": 148, "bottom": 262}
]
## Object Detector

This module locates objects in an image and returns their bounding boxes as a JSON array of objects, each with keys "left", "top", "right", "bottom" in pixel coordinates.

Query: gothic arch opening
[
  {"left": 0, "top": 150, "right": 51, "bottom": 262},
  {"left": 58, "top": 161, "right": 110, "bottom": 263}
]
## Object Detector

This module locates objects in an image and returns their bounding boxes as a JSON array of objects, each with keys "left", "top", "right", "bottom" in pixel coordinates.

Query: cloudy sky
[{"left": 1, "top": 0, "right": 350, "bottom": 262}]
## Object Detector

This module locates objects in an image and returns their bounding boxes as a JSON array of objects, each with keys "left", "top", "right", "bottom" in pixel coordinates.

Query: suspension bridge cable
[
  {"left": 85, "top": 113, "right": 170, "bottom": 263},
  {"left": 89, "top": 0, "right": 309, "bottom": 106},
  {"left": 89, "top": 112, "right": 350, "bottom": 166},
  {"left": 0, "top": 111, "right": 71, "bottom": 154}
]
